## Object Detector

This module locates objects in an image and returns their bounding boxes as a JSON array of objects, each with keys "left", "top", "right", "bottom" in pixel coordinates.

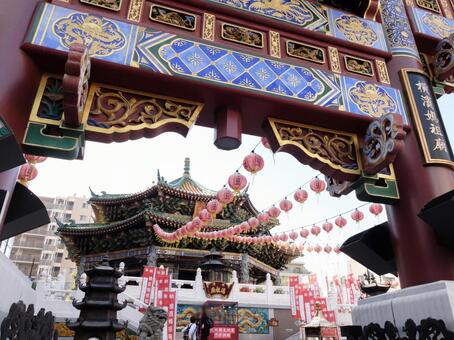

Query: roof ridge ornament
[{"left": 184, "top": 157, "right": 190, "bottom": 177}]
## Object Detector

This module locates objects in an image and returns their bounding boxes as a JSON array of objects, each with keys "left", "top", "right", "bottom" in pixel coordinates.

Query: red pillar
[
  {"left": 381, "top": 0, "right": 454, "bottom": 287},
  {"left": 0, "top": 0, "right": 42, "bottom": 141},
  {"left": 214, "top": 106, "right": 242, "bottom": 150}
]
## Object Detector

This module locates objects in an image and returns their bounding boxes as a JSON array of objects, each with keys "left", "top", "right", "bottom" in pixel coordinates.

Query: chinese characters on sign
[
  {"left": 402, "top": 70, "right": 454, "bottom": 167},
  {"left": 203, "top": 282, "right": 234, "bottom": 299}
]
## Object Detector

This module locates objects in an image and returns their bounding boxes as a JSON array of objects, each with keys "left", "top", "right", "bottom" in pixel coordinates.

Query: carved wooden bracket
[
  {"left": 434, "top": 33, "right": 454, "bottom": 83},
  {"left": 63, "top": 43, "right": 91, "bottom": 127},
  {"left": 362, "top": 113, "right": 406, "bottom": 175},
  {"left": 264, "top": 118, "right": 362, "bottom": 181}
]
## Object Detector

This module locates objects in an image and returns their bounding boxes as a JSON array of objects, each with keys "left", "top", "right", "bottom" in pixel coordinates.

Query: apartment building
[{"left": 9, "top": 195, "right": 92, "bottom": 280}]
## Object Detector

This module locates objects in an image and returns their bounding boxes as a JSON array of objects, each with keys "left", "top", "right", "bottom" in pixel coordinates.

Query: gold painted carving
[
  {"left": 268, "top": 118, "right": 362, "bottom": 179},
  {"left": 202, "top": 13, "right": 215, "bottom": 41},
  {"left": 439, "top": 0, "right": 454, "bottom": 18},
  {"left": 221, "top": 23, "right": 264, "bottom": 48},
  {"left": 344, "top": 56, "right": 374, "bottom": 77},
  {"left": 80, "top": 0, "right": 122, "bottom": 11},
  {"left": 376, "top": 60, "right": 390, "bottom": 84},
  {"left": 127, "top": 0, "right": 144, "bottom": 22},
  {"left": 286, "top": 40, "right": 324, "bottom": 64},
  {"left": 270, "top": 31, "right": 281, "bottom": 58},
  {"left": 149, "top": 4, "right": 196, "bottom": 31},
  {"left": 84, "top": 83, "right": 203, "bottom": 134},
  {"left": 328, "top": 47, "right": 341, "bottom": 73},
  {"left": 416, "top": 0, "right": 441, "bottom": 13}
]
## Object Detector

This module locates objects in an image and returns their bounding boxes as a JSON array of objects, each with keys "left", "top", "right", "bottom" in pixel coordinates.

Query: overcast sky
[{"left": 27, "top": 94, "right": 454, "bottom": 277}]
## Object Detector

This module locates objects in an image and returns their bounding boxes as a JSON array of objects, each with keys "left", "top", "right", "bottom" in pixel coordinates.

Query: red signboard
[{"left": 208, "top": 325, "right": 238, "bottom": 340}]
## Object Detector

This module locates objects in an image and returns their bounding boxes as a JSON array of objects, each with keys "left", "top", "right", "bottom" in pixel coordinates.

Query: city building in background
[{"left": 8, "top": 195, "right": 92, "bottom": 280}]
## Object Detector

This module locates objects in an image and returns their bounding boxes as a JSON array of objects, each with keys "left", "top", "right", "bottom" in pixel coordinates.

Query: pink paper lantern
[
  {"left": 217, "top": 187, "right": 234, "bottom": 205},
  {"left": 322, "top": 221, "right": 333, "bottom": 233},
  {"left": 289, "top": 231, "right": 298, "bottom": 241},
  {"left": 206, "top": 199, "right": 223, "bottom": 219},
  {"left": 243, "top": 151, "right": 265, "bottom": 175},
  {"left": 24, "top": 154, "right": 47, "bottom": 164},
  {"left": 261, "top": 137, "right": 271, "bottom": 149},
  {"left": 300, "top": 229, "right": 309, "bottom": 238},
  {"left": 324, "top": 245, "right": 332, "bottom": 254},
  {"left": 279, "top": 198, "right": 293, "bottom": 213},
  {"left": 228, "top": 171, "right": 247, "bottom": 192},
  {"left": 310, "top": 177, "right": 326, "bottom": 194},
  {"left": 279, "top": 233, "right": 289, "bottom": 242},
  {"left": 369, "top": 203, "right": 384, "bottom": 216},
  {"left": 240, "top": 221, "right": 250, "bottom": 232},
  {"left": 19, "top": 163, "right": 38, "bottom": 182},
  {"left": 306, "top": 245, "right": 314, "bottom": 253},
  {"left": 333, "top": 245, "right": 341, "bottom": 254},
  {"left": 294, "top": 189, "right": 308, "bottom": 205},
  {"left": 351, "top": 209, "right": 364, "bottom": 223},
  {"left": 268, "top": 206, "right": 281, "bottom": 218},
  {"left": 310, "top": 225, "right": 321, "bottom": 236},
  {"left": 248, "top": 217, "right": 259, "bottom": 230},
  {"left": 199, "top": 209, "right": 211, "bottom": 222},
  {"left": 314, "top": 244, "right": 322, "bottom": 253},
  {"left": 272, "top": 234, "right": 280, "bottom": 242},
  {"left": 335, "top": 216, "right": 347, "bottom": 229},
  {"left": 258, "top": 212, "right": 270, "bottom": 223}
]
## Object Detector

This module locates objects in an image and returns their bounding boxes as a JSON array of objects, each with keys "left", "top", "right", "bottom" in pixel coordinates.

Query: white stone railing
[{"left": 121, "top": 269, "right": 292, "bottom": 308}]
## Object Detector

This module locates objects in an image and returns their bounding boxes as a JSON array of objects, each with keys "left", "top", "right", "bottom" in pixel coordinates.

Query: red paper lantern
[
  {"left": 268, "top": 205, "right": 281, "bottom": 218},
  {"left": 206, "top": 199, "right": 223, "bottom": 219},
  {"left": 369, "top": 203, "right": 384, "bottom": 216},
  {"left": 322, "top": 221, "right": 333, "bottom": 233},
  {"left": 310, "top": 225, "right": 321, "bottom": 236},
  {"left": 248, "top": 217, "right": 259, "bottom": 230},
  {"left": 261, "top": 137, "right": 271, "bottom": 149},
  {"left": 324, "top": 245, "right": 332, "bottom": 254},
  {"left": 289, "top": 231, "right": 298, "bottom": 241},
  {"left": 19, "top": 163, "right": 38, "bottom": 183},
  {"left": 217, "top": 187, "right": 234, "bottom": 205},
  {"left": 228, "top": 171, "right": 247, "bottom": 192},
  {"left": 24, "top": 154, "right": 47, "bottom": 164},
  {"left": 233, "top": 225, "right": 242, "bottom": 234},
  {"left": 335, "top": 216, "right": 347, "bottom": 229},
  {"left": 306, "top": 245, "right": 314, "bottom": 253},
  {"left": 258, "top": 212, "right": 270, "bottom": 223},
  {"left": 272, "top": 234, "right": 280, "bottom": 242},
  {"left": 243, "top": 151, "right": 265, "bottom": 175},
  {"left": 279, "top": 198, "right": 293, "bottom": 213},
  {"left": 333, "top": 245, "right": 341, "bottom": 254},
  {"left": 310, "top": 177, "right": 326, "bottom": 194},
  {"left": 314, "top": 244, "right": 322, "bottom": 253},
  {"left": 279, "top": 233, "right": 289, "bottom": 242},
  {"left": 199, "top": 209, "right": 211, "bottom": 222},
  {"left": 351, "top": 209, "right": 364, "bottom": 223},
  {"left": 300, "top": 229, "right": 309, "bottom": 238},
  {"left": 294, "top": 189, "right": 308, "bottom": 204}
]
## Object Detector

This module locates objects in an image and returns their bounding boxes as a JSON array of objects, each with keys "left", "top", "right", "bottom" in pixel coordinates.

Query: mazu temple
[
  {"left": 3, "top": 0, "right": 454, "bottom": 338},
  {"left": 57, "top": 158, "right": 294, "bottom": 282}
]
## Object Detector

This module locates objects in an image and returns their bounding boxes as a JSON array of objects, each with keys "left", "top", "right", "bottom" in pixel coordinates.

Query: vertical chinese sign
[{"left": 401, "top": 69, "right": 454, "bottom": 167}]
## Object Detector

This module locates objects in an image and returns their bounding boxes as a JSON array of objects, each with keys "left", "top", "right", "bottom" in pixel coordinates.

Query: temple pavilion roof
[{"left": 57, "top": 158, "right": 293, "bottom": 271}]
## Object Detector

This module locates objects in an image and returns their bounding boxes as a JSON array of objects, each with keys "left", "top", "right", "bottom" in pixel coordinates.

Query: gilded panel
[
  {"left": 344, "top": 56, "right": 374, "bottom": 77},
  {"left": 412, "top": 6, "right": 454, "bottom": 39},
  {"left": 149, "top": 4, "right": 196, "bottom": 31},
  {"left": 80, "top": 0, "right": 122, "bottom": 11},
  {"left": 202, "top": 13, "right": 215, "bottom": 41},
  {"left": 127, "top": 0, "right": 144, "bottom": 22},
  {"left": 286, "top": 40, "right": 325, "bottom": 64},
  {"left": 221, "top": 23, "right": 264, "bottom": 48},
  {"left": 415, "top": 0, "right": 441, "bottom": 13},
  {"left": 269, "top": 31, "right": 281, "bottom": 58}
]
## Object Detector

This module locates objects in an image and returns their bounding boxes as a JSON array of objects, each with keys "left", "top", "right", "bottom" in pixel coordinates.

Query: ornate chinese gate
[{"left": 1, "top": 0, "right": 454, "bottom": 288}]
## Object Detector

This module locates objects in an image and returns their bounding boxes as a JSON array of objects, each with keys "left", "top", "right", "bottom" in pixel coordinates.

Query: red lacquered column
[{"left": 381, "top": 0, "right": 454, "bottom": 287}]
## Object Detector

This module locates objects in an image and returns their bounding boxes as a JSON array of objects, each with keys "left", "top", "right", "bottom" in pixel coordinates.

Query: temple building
[{"left": 58, "top": 159, "right": 294, "bottom": 283}]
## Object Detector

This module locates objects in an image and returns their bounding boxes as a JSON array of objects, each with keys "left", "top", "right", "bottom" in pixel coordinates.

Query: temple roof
[{"left": 89, "top": 158, "right": 245, "bottom": 204}]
